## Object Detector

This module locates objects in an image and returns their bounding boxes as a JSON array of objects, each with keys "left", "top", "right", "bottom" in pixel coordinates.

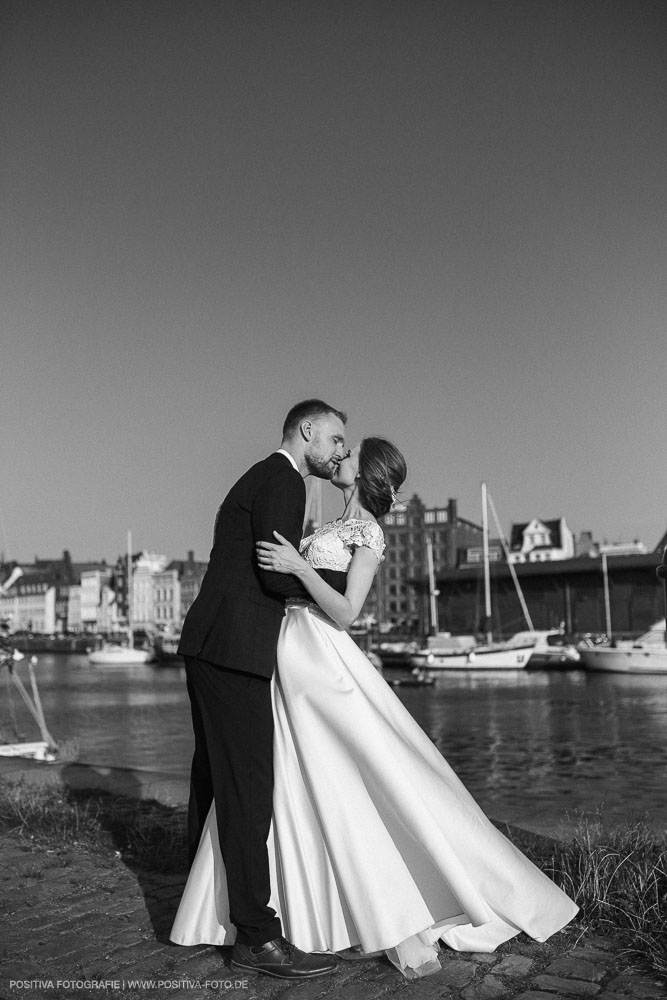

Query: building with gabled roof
[{"left": 508, "top": 517, "right": 574, "bottom": 564}]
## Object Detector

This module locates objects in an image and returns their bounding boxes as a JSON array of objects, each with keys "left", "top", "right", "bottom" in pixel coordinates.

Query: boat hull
[
  {"left": 579, "top": 646, "right": 667, "bottom": 674},
  {"left": 0, "top": 741, "right": 57, "bottom": 761},
  {"left": 88, "top": 646, "right": 152, "bottom": 665},
  {"left": 509, "top": 630, "right": 580, "bottom": 669},
  {"left": 410, "top": 643, "right": 534, "bottom": 671}
]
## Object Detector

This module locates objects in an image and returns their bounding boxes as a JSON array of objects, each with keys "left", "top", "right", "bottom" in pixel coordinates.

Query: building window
[
  {"left": 424, "top": 511, "right": 435, "bottom": 524},
  {"left": 436, "top": 510, "right": 447, "bottom": 523},
  {"left": 385, "top": 514, "right": 395, "bottom": 525},
  {"left": 395, "top": 514, "right": 406, "bottom": 526}
]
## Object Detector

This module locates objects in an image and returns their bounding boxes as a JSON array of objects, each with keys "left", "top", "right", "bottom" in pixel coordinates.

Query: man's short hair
[{"left": 282, "top": 399, "right": 347, "bottom": 437}]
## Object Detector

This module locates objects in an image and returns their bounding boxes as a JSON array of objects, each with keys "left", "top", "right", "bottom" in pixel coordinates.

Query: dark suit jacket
[{"left": 178, "top": 452, "right": 311, "bottom": 677}]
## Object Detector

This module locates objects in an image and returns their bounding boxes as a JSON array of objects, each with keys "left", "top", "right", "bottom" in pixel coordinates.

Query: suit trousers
[{"left": 185, "top": 655, "right": 282, "bottom": 946}]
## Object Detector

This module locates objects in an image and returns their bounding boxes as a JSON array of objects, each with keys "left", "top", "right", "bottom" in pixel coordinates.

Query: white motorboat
[
  {"left": 579, "top": 621, "right": 667, "bottom": 674},
  {"left": 510, "top": 629, "right": 581, "bottom": 668},
  {"left": 88, "top": 643, "right": 152, "bottom": 665}
]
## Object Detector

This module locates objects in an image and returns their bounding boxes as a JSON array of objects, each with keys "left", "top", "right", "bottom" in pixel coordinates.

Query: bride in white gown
[{"left": 171, "top": 437, "right": 578, "bottom": 979}]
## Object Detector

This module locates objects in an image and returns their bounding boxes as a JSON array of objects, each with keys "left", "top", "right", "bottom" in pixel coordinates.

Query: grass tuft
[
  {"left": 508, "top": 810, "right": 667, "bottom": 976},
  {"left": 0, "top": 779, "right": 187, "bottom": 872}
]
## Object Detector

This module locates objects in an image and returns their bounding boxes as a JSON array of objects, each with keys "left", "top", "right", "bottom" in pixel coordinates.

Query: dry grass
[
  {"left": 510, "top": 811, "right": 667, "bottom": 976},
  {"left": 0, "top": 779, "right": 187, "bottom": 872},
  {"left": 2, "top": 782, "right": 666, "bottom": 974}
]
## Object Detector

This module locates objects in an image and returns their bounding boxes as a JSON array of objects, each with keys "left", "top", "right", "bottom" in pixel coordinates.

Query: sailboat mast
[
  {"left": 481, "top": 482, "right": 493, "bottom": 643},
  {"left": 127, "top": 529, "right": 134, "bottom": 646},
  {"left": 426, "top": 534, "right": 439, "bottom": 635},
  {"left": 602, "top": 552, "right": 612, "bottom": 640}
]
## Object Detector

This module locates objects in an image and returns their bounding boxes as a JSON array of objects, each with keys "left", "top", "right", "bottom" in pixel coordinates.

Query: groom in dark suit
[{"left": 178, "top": 399, "right": 347, "bottom": 979}]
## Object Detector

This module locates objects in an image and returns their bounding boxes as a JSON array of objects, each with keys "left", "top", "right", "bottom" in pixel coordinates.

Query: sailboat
[
  {"left": 1, "top": 569, "right": 60, "bottom": 759},
  {"left": 88, "top": 530, "right": 152, "bottom": 665},
  {"left": 579, "top": 551, "right": 667, "bottom": 674},
  {"left": 410, "top": 483, "right": 535, "bottom": 672}
]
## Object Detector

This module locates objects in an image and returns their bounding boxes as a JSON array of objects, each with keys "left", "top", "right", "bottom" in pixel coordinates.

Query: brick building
[{"left": 364, "top": 495, "right": 483, "bottom": 633}]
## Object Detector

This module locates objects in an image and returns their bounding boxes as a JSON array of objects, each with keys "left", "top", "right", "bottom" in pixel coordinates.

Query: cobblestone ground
[{"left": 1, "top": 833, "right": 665, "bottom": 1000}]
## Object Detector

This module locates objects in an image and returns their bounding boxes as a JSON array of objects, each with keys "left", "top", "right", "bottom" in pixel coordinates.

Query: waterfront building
[
  {"left": 80, "top": 568, "right": 115, "bottom": 633},
  {"left": 416, "top": 546, "right": 665, "bottom": 639},
  {"left": 131, "top": 551, "right": 168, "bottom": 629},
  {"left": 150, "top": 552, "right": 208, "bottom": 631},
  {"left": 597, "top": 540, "right": 647, "bottom": 556},
  {"left": 177, "top": 551, "right": 208, "bottom": 622},
  {"left": 575, "top": 531, "right": 647, "bottom": 559},
  {"left": 508, "top": 517, "right": 575, "bottom": 563},
  {"left": 1, "top": 573, "right": 56, "bottom": 634},
  {"left": 1, "top": 552, "right": 110, "bottom": 634},
  {"left": 67, "top": 584, "right": 82, "bottom": 631},
  {"left": 364, "top": 495, "right": 483, "bottom": 633},
  {"left": 153, "top": 564, "right": 181, "bottom": 630}
]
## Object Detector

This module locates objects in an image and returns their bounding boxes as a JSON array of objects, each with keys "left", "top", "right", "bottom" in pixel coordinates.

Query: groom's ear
[{"left": 299, "top": 420, "right": 313, "bottom": 441}]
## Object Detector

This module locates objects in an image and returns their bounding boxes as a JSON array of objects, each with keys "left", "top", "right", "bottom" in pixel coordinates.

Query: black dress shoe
[{"left": 230, "top": 936, "right": 337, "bottom": 979}]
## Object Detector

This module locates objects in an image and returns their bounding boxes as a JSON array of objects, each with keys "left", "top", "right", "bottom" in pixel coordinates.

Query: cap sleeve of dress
[{"left": 348, "top": 520, "right": 386, "bottom": 563}]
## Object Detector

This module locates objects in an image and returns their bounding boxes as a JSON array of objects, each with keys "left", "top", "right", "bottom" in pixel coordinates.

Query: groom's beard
[{"left": 305, "top": 453, "right": 338, "bottom": 480}]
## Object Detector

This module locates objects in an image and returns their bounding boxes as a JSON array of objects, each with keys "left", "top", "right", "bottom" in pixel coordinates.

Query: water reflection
[
  {"left": 7, "top": 655, "right": 667, "bottom": 836},
  {"left": 397, "top": 670, "right": 667, "bottom": 834}
]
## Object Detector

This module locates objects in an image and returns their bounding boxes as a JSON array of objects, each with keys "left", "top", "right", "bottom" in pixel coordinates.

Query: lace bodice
[{"left": 300, "top": 518, "right": 385, "bottom": 573}]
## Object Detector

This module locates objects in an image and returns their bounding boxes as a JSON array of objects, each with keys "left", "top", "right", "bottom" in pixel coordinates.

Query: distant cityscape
[{"left": 0, "top": 492, "right": 664, "bottom": 639}]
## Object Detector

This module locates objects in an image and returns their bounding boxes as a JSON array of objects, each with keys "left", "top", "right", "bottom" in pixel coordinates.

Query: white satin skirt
[{"left": 171, "top": 605, "right": 578, "bottom": 978}]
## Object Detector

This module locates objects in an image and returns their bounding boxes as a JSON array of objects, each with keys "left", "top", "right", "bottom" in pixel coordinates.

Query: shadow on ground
[{"left": 60, "top": 765, "right": 189, "bottom": 940}]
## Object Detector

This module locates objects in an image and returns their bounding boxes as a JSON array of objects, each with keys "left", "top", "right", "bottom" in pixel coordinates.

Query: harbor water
[{"left": 4, "top": 654, "right": 667, "bottom": 838}]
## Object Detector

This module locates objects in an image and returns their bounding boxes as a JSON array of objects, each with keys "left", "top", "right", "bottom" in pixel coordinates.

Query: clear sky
[{"left": 1, "top": 0, "right": 665, "bottom": 565}]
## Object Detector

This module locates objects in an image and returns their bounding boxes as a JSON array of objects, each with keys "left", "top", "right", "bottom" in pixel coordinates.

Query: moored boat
[
  {"left": 0, "top": 740, "right": 57, "bottom": 761},
  {"left": 372, "top": 639, "right": 420, "bottom": 668},
  {"left": 0, "top": 641, "right": 61, "bottom": 760},
  {"left": 153, "top": 631, "right": 183, "bottom": 665},
  {"left": 511, "top": 630, "right": 581, "bottom": 668},
  {"left": 88, "top": 643, "right": 153, "bottom": 665},
  {"left": 88, "top": 530, "right": 153, "bottom": 666},
  {"left": 579, "top": 621, "right": 667, "bottom": 674},
  {"left": 411, "top": 484, "right": 535, "bottom": 672},
  {"left": 410, "top": 634, "right": 534, "bottom": 672}
]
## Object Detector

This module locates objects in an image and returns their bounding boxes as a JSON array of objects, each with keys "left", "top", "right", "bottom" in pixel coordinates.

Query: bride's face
[{"left": 332, "top": 443, "right": 360, "bottom": 490}]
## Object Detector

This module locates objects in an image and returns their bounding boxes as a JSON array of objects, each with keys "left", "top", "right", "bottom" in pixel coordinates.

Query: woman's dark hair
[{"left": 357, "top": 437, "right": 407, "bottom": 518}]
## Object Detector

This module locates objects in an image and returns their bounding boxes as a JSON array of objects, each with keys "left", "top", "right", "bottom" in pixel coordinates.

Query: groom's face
[{"left": 304, "top": 414, "right": 346, "bottom": 480}]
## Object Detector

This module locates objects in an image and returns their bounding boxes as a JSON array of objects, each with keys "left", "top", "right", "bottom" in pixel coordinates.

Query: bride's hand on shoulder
[{"left": 256, "top": 532, "right": 307, "bottom": 575}]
